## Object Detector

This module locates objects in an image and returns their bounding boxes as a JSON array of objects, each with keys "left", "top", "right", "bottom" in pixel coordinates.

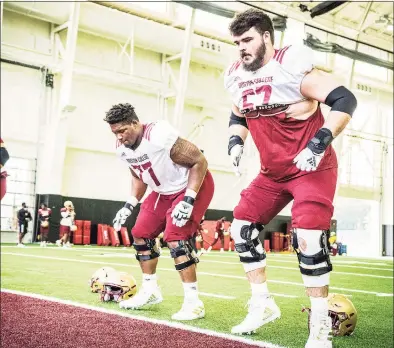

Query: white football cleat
[
  {"left": 231, "top": 296, "right": 281, "bottom": 335},
  {"left": 171, "top": 299, "right": 205, "bottom": 321},
  {"left": 16, "top": 243, "right": 26, "bottom": 248},
  {"left": 220, "top": 248, "right": 224, "bottom": 253},
  {"left": 119, "top": 287, "right": 163, "bottom": 310},
  {"left": 56, "top": 240, "right": 62, "bottom": 247},
  {"left": 305, "top": 313, "right": 333, "bottom": 348}
]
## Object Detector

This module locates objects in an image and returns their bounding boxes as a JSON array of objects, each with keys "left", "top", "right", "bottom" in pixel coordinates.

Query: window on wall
[
  {"left": 339, "top": 135, "right": 383, "bottom": 190},
  {"left": 331, "top": 35, "right": 357, "bottom": 76},
  {"left": 195, "top": 10, "right": 232, "bottom": 36},
  {"left": 354, "top": 44, "right": 389, "bottom": 82},
  {"left": 305, "top": 27, "right": 328, "bottom": 67},
  {"left": 0, "top": 157, "right": 37, "bottom": 232},
  {"left": 348, "top": 96, "right": 378, "bottom": 133}
]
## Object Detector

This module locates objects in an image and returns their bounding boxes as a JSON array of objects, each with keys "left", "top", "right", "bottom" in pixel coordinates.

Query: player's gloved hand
[
  {"left": 113, "top": 196, "right": 138, "bottom": 231},
  {"left": 228, "top": 135, "right": 244, "bottom": 175},
  {"left": 171, "top": 190, "right": 196, "bottom": 227},
  {"left": 293, "top": 128, "right": 334, "bottom": 172},
  {"left": 293, "top": 147, "right": 324, "bottom": 172}
]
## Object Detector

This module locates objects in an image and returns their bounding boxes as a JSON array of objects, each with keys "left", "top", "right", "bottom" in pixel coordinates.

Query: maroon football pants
[{"left": 234, "top": 168, "right": 337, "bottom": 230}]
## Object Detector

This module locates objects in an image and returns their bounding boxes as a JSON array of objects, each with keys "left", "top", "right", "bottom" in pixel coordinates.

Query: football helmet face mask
[
  {"left": 100, "top": 272, "right": 137, "bottom": 302},
  {"left": 303, "top": 293, "right": 357, "bottom": 336},
  {"left": 89, "top": 267, "right": 117, "bottom": 293}
]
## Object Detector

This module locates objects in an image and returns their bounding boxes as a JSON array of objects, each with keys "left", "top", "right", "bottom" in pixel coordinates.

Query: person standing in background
[
  {"left": 227, "top": 222, "right": 234, "bottom": 252},
  {"left": 38, "top": 203, "right": 52, "bottom": 247},
  {"left": 0, "top": 137, "right": 10, "bottom": 201},
  {"left": 206, "top": 217, "right": 226, "bottom": 253},
  {"left": 17, "top": 203, "right": 32, "bottom": 247},
  {"left": 56, "top": 201, "right": 76, "bottom": 248}
]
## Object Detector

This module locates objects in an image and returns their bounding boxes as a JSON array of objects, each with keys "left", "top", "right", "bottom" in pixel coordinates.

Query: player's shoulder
[
  {"left": 142, "top": 121, "right": 159, "bottom": 142},
  {"left": 224, "top": 59, "right": 243, "bottom": 89},
  {"left": 274, "top": 44, "right": 314, "bottom": 74},
  {"left": 274, "top": 44, "right": 313, "bottom": 62},
  {"left": 225, "top": 59, "right": 243, "bottom": 77},
  {"left": 146, "top": 120, "right": 179, "bottom": 148}
]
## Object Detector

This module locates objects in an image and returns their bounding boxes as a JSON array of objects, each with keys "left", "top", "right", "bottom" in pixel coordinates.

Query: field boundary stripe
[{"left": 0, "top": 288, "right": 285, "bottom": 348}]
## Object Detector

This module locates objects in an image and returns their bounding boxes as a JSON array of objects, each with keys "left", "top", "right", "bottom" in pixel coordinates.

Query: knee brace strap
[
  {"left": 133, "top": 239, "right": 160, "bottom": 262},
  {"left": 235, "top": 223, "right": 266, "bottom": 263},
  {"left": 169, "top": 241, "right": 199, "bottom": 272},
  {"left": 293, "top": 230, "right": 332, "bottom": 276}
]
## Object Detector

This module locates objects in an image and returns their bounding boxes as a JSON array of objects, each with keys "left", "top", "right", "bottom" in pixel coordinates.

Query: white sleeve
[
  {"left": 224, "top": 60, "right": 241, "bottom": 97},
  {"left": 149, "top": 120, "right": 179, "bottom": 151},
  {"left": 282, "top": 45, "right": 315, "bottom": 76}
]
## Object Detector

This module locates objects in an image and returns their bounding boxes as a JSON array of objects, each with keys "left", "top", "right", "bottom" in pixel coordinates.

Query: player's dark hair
[
  {"left": 229, "top": 9, "right": 275, "bottom": 45},
  {"left": 104, "top": 103, "right": 139, "bottom": 125}
]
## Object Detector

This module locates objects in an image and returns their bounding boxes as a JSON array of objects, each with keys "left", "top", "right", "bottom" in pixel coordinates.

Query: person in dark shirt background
[{"left": 17, "top": 202, "right": 32, "bottom": 247}]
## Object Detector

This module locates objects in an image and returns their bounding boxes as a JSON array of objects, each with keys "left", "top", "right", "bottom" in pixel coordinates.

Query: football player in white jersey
[
  {"left": 224, "top": 9, "right": 357, "bottom": 348},
  {"left": 104, "top": 103, "right": 214, "bottom": 320}
]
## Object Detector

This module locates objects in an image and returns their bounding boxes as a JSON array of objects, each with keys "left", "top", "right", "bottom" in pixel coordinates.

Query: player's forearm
[
  {"left": 187, "top": 156, "right": 208, "bottom": 194},
  {"left": 322, "top": 111, "right": 351, "bottom": 138},
  {"left": 130, "top": 176, "right": 147, "bottom": 202},
  {"left": 229, "top": 124, "right": 249, "bottom": 142}
]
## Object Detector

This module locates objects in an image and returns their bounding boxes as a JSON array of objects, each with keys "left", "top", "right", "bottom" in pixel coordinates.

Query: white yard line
[
  {"left": 0, "top": 288, "right": 285, "bottom": 348},
  {"left": 2, "top": 252, "right": 393, "bottom": 297},
  {"left": 77, "top": 252, "right": 393, "bottom": 278},
  {"left": 75, "top": 247, "right": 393, "bottom": 271},
  {"left": 3, "top": 245, "right": 392, "bottom": 266},
  {"left": 198, "top": 292, "right": 235, "bottom": 300}
]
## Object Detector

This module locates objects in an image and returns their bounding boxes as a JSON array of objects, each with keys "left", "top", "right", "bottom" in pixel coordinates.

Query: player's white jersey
[
  {"left": 224, "top": 45, "right": 314, "bottom": 115},
  {"left": 116, "top": 120, "right": 189, "bottom": 195}
]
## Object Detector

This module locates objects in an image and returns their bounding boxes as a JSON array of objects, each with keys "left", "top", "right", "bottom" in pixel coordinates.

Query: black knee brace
[
  {"left": 169, "top": 240, "right": 199, "bottom": 271},
  {"left": 235, "top": 223, "right": 266, "bottom": 263},
  {"left": 292, "top": 230, "right": 332, "bottom": 276},
  {"left": 133, "top": 239, "right": 160, "bottom": 262}
]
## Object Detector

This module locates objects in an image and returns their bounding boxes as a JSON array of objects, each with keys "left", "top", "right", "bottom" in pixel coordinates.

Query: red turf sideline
[{"left": 1, "top": 291, "right": 281, "bottom": 348}]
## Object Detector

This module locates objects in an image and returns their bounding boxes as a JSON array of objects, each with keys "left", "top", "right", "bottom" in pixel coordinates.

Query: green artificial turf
[{"left": 1, "top": 244, "right": 393, "bottom": 348}]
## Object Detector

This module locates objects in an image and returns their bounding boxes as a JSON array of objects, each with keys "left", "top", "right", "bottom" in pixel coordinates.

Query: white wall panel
[
  {"left": 68, "top": 31, "right": 163, "bottom": 82},
  {"left": 62, "top": 148, "right": 130, "bottom": 200},
  {"left": 2, "top": 11, "right": 51, "bottom": 53},
  {"left": 209, "top": 171, "right": 245, "bottom": 211},
  {"left": 1, "top": 63, "right": 44, "bottom": 144},
  {"left": 67, "top": 78, "right": 159, "bottom": 152}
]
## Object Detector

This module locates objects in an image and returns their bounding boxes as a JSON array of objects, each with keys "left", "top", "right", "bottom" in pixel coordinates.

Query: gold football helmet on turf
[
  {"left": 100, "top": 272, "right": 137, "bottom": 302},
  {"left": 303, "top": 293, "right": 357, "bottom": 337},
  {"left": 328, "top": 293, "right": 357, "bottom": 336},
  {"left": 89, "top": 266, "right": 117, "bottom": 293}
]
